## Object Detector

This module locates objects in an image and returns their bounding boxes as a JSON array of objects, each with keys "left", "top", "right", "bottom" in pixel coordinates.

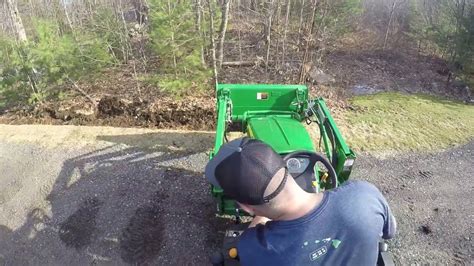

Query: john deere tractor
[{"left": 207, "top": 84, "right": 392, "bottom": 265}]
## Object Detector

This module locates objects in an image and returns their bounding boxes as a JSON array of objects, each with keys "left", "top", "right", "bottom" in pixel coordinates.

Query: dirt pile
[
  {"left": 97, "top": 96, "right": 216, "bottom": 129},
  {"left": 0, "top": 95, "right": 216, "bottom": 130}
]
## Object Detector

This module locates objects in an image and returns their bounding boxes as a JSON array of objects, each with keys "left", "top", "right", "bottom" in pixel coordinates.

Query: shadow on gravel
[
  {"left": 0, "top": 131, "right": 232, "bottom": 265},
  {"left": 59, "top": 197, "right": 102, "bottom": 249},
  {"left": 96, "top": 131, "right": 215, "bottom": 153}
]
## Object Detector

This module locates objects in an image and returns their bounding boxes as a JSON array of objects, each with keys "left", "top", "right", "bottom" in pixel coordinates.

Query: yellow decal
[{"left": 247, "top": 126, "right": 254, "bottom": 137}]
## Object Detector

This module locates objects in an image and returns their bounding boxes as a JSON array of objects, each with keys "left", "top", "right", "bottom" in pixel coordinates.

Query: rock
[
  {"left": 74, "top": 108, "right": 95, "bottom": 116},
  {"left": 419, "top": 225, "right": 432, "bottom": 234},
  {"left": 307, "top": 67, "right": 335, "bottom": 85},
  {"left": 351, "top": 85, "right": 383, "bottom": 95}
]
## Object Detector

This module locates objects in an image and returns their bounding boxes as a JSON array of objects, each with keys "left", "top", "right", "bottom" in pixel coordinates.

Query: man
[{"left": 206, "top": 137, "right": 396, "bottom": 265}]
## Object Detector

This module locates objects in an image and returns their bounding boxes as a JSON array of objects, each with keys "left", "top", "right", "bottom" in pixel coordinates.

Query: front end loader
[{"left": 210, "top": 84, "right": 355, "bottom": 215}]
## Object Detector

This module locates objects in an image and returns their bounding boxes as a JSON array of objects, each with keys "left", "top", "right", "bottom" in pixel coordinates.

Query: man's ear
[{"left": 237, "top": 202, "right": 255, "bottom": 215}]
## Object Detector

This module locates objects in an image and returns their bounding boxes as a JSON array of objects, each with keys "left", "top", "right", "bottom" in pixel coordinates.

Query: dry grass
[{"left": 338, "top": 92, "right": 474, "bottom": 153}]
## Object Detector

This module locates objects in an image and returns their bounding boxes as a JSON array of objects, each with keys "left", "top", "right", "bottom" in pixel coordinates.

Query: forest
[{"left": 0, "top": 0, "right": 473, "bottom": 126}]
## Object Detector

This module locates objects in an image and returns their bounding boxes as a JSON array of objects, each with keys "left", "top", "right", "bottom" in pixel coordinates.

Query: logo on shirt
[
  {"left": 303, "top": 237, "right": 342, "bottom": 261},
  {"left": 309, "top": 246, "right": 328, "bottom": 261}
]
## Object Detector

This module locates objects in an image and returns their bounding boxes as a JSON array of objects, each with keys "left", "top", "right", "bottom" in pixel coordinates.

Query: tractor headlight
[{"left": 343, "top": 158, "right": 354, "bottom": 172}]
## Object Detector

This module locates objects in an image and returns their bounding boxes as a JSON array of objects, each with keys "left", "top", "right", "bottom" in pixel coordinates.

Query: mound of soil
[
  {"left": 96, "top": 96, "right": 216, "bottom": 129},
  {"left": 0, "top": 95, "right": 216, "bottom": 130},
  {"left": 0, "top": 63, "right": 216, "bottom": 130}
]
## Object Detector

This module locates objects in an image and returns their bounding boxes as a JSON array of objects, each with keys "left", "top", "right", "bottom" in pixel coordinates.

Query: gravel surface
[
  {"left": 0, "top": 126, "right": 472, "bottom": 265},
  {"left": 352, "top": 142, "right": 474, "bottom": 265},
  {"left": 0, "top": 130, "right": 227, "bottom": 266}
]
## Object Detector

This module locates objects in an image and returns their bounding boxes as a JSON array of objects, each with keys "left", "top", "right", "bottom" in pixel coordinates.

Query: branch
[
  {"left": 221, "top": 60, "right": 262, "bottom": 67},
  {"left": 68, "top": 78, "right": 97, "bottom": 107}
]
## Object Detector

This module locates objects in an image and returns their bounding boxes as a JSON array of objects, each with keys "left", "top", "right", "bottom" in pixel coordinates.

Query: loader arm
[
  {"left": 213, "top": 89, "right": 231, "bottom": 156},
  {"left": 309, "top": 98, "right": 356, "bottom": 185}
]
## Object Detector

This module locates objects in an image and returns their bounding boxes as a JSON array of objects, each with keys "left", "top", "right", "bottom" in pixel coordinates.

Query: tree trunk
[
  {"left": 383, "top": 1, "right": 396, "bottom": 51},
  {"left": 299, "top": 0, "right": 318, "bottom": 83},
  {"left": 222, "top": 60, "right": 260, "bottom": 67},
  {"left": 118, "top": 0, "right": 131, "bottom": 63},
  {"left": 274, "top": 0, "right": 282, "bottom": 28},
  {"left": 282, "top": 0, "right": 291, "bottom": 63},
  {"left": 298, "top": 0, "right": 305, "bottom": 35},
  {"left": 217, "top": 0, "right": 231, "bottom": 68},
  {"left": 194, "top": 0, "right": 206, "bottom": 67},
  {"left": 238, "top": 24, "right": 243, "bottom": 61},
  {"left": 5, "top": 0, "right": 27, "bottom": 42},
  {"left": 207, "top": 0, "right": 218, "bottom": 86},
  {"left": 265, "top": 0, "right": 276, "bottom": 71},
  {"left": 250, "top": 0, "right": 257, "bottom": 11},
  {"left": 63, "top": 1, "right": 74, "bottom": 31}
]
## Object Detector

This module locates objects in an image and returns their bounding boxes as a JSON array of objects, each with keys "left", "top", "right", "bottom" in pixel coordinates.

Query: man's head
[{"left": 205, "top": 137, "right": 305, "bottom": 218}]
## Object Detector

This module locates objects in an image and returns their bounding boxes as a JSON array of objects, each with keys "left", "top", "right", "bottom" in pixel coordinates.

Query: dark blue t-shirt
[{"left": 237, "top": 180, "right": 396, "bottom": 265}]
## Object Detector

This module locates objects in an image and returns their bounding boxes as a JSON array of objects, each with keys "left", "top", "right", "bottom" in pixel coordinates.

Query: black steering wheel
[{"left": 283, "top": 151, "right": 338, "bottom": 189}]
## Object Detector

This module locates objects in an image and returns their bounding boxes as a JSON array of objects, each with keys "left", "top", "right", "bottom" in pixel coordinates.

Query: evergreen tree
[{"left": 147, "top": 0, "right": 211, "bottom": 94}]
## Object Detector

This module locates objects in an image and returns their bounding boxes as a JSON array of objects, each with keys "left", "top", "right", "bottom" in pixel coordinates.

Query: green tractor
[
  {"left": 207, "top": 84, "right": 392, "bottom": 265},
  {"left": 210, "top": 84, "right": 356, "bottom": 215}
]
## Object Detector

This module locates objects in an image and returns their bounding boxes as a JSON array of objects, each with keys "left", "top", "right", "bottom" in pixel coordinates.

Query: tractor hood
[{"left": 247, "top": 116, "right": 314, "bottom": 154}]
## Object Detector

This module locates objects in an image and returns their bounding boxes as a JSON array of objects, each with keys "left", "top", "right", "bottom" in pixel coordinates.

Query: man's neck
[{"left": 274, "top": 192, "right": 324, "bottom": 221}]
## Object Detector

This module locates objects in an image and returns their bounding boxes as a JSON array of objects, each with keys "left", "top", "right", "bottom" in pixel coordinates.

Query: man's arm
[
  {"left": 249, "top": 216, "right": 271, "bottom": 228},
  {"left": 382, "top": 206, "right": 396, "bottom": 239},
  {"left": 351, "top": 180, "right": 397, "bottom": 239},
  {"left": 363, "top": 180, "right": 397, "bottom": 239}
]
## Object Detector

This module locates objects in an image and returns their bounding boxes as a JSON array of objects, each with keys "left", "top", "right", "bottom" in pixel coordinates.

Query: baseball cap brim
[{"left": 205, "top": 137, "right": 246, "bottom": 189}]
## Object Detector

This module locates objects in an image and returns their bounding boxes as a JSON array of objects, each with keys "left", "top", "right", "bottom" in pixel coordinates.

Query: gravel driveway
[{"left": 0, "top": 125, "right": 472, "bottom": 265}]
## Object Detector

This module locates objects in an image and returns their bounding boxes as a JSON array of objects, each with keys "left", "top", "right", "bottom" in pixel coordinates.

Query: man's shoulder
[
  {"left": 327, "top": 180, "right": 386, "bottom": 213},
  {"left": 332, "top": 180, "right": 381, "bottom": 196}
]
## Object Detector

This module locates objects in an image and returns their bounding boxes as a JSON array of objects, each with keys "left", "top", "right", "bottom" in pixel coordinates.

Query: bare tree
[
  {"left": 217, "top": 0, "right": 231, "bottom": 68},
  {"left": 383, "top": 0, "right": 396, "bottom": 50},
  {"left": 5, "top": 0, "right": 27, "bottom": 42},
  {"left": 282, "top": 0, "right": 291, "bottom": 63},
  {"left": 362, "top": 0, "right": 410, "bottom": 49},
  {"left": 265, "top": 0, "right": 276, "bottom": 71},
  {"left": 194, "top": 0, "right": 206, "bottom": 66},
  {"left": 207, "top": 0, "right": 218, "bottom": 85},
  {"left": 299, "top": 0, "right": 318, "bottom": 83},
  {"left": 131, "top": 0, "right": 149, "bottom": 24},
  {"left": 250, "top": 0, "right": 257, "bottom": 11},
  {"left": 298, "top": 0, "right": 306, "bottom": 35}
]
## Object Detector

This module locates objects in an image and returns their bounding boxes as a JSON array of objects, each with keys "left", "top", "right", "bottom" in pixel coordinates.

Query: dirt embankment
[
  {"left": 0, "top": 95, "right": 215, "bottom": 130},
  {"left": 0, "top": 64, "right": 216, "bottom": 130},
  {"left": 0, "top": 49, "right": 470, "bottom": 129}
]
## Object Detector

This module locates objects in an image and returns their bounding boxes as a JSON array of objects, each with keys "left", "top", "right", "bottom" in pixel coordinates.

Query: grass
[{"left": 339, "top": 92, "right": 474, "bottom": 152}]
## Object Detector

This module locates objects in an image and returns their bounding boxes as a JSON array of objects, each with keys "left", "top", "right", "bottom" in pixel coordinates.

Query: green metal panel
[
  {"left": 247, "top": 116, "right": 314, "bottom": 154},
  {"left": 216, "top": 84, "right": 308, "bottom": 121}
]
